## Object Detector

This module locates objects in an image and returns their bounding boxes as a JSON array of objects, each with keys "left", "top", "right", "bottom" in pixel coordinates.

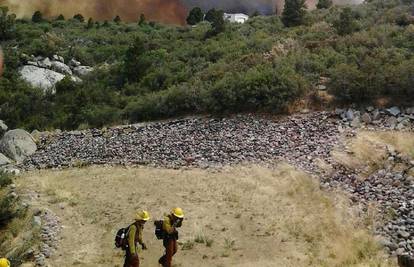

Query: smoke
[{"left": 0, "top": 0, "right": 187, "bottom": 24}]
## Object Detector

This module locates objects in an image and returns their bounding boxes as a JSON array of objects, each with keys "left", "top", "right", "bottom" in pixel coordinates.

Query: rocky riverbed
[{"left": 16, "top": 107, "right": 414, "bottom": 261}]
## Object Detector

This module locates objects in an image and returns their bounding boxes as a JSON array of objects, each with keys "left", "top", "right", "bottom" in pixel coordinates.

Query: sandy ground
[{"left": 18, "top": 164, "right": 394, "bottom": 267}]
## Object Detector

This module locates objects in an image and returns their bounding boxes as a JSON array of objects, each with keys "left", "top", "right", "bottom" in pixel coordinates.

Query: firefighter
[
  {"left": 124, "top": 210, "right": 150, "bottom": 267},
  {"left": 158, "top": 207, "right": 184, "bottom": 267}
]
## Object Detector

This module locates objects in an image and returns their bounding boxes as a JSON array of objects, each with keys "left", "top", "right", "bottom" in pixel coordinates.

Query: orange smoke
[{"left": 0, "top": 0, "right": 187, "bottom": 25}]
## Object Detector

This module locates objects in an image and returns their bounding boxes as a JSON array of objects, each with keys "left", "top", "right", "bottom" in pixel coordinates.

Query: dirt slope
[{"left": 17, "top": 164, "right": 394, "bottom": 267}]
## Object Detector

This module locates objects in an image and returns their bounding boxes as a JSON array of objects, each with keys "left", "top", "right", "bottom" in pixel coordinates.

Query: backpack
[
  {"left": 115, "top": 224, "right": 131, "bottom": 249},
  {"left": 154, "top": 220, "right": 165, "bottom": 240}
]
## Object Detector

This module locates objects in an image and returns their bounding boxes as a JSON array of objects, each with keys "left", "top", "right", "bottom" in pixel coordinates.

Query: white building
[{"left": 223, "top": 13, "right": 249, "bottom": 23}]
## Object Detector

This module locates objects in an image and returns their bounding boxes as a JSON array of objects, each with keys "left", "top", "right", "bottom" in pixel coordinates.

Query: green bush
[
  {"left": 0, "top": 171, "right": 12, "bottom": 188},
  {"left": 0, "top": 6, "right": 16, "bottom": 40}
]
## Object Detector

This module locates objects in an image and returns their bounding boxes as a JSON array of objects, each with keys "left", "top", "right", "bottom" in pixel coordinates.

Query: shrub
[
  {"left": 334, "top": 7, "right": 359, "bottom": 35},
  {"left": 0, "top": 171, "right": 12, "bottom": 188}
]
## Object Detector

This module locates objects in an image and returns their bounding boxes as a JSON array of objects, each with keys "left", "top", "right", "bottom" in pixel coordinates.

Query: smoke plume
[{"left": 0, "top": 0, "right": 187, "bottom": 24}]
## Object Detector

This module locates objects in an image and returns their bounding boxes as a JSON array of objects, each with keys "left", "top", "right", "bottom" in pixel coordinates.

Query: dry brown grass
[
  {"left": 332, "top": 131, "right": 414, "bottom": 176},
  {"left": 18, "top": 164, "right": 395, "bottom": 267}
]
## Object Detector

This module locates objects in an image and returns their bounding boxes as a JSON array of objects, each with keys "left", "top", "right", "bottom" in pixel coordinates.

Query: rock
[
  {"left": 38, "top": 57, "right": 52, "bottom": 69},
  {"left": 366, "top": 106, "right": 374, "bottom": 112},
  {"left": 51, "top": 61, "right": 72, "bottom": 75},
  {"left": 33, "top": 216, "right": 42, "bottom": 227},
  {"left": 386, "top": 116, "right": 398, "bottom": 128},
  {"left": 396, "top": 247, "right": 407, "bottom": 255},
  {"left": 387, "top": 106, "right": 401, "bottom": 117},
  {"left": 0, "top": 120, "right": 8, "bottom": 137},
  {"left": 406, "top": 107, "right": 414, "bottom": 115},
  {"left": 68, "top": 58, "right": 81, "bottom": 67},
  {"left": 9, "top": 191, "right": 18, "bottom": 199},
  {"left": 372, "top": 109, "right": 381, "bottom": 121},
  {"left": 361, "top": 113, "right": 372, "bottom": 124},
  {"left": 350, "top": 117, "right": 361, "bottom": 128},
  {"left": 19, "top": 65, "right": 65, "bottom": 92},
  {"left": 52, "top": 55, "right": 64, "bottom": 63},
  {"left": 0, "top": 129, "right": 37, "bottom": 163},
  {"left": 399, "top": 231, "right": 411, "bottom": 239},
  {"left": 345, "top": 109, "right": 354, "bottom": 121},
  {"left": 317, "top": 84, "right": 326, "bottom": 90},
  {"left": 0, "top": 153, "right": 12, "bottom": 166},
  {"left": 73, "top": 66, "right": 93, "bottom": 76}
]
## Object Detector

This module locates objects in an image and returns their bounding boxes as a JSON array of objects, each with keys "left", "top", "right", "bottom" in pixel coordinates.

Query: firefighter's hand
[{"left": 141, "top": 243, "right": 147, "bottom": 250}]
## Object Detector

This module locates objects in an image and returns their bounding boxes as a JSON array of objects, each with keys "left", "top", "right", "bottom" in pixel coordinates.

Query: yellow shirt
[{"left": 128, "top": 223, "right": 144, "bottom": 255}]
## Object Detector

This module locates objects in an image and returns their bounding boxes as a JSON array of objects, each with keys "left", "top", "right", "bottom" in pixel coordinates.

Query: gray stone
[
  {"left": 366, "top": 106, "right": 374, "bottom": 112},
  {"left": 38, "top": 57, "right": 52, "bottom": 69},
  {"left": 350, "top": 117, "right": 361, "bottom": 128},
  {"left": 317, "top": 84, "right": 326, "bottom": 90},
  {"left": 68, "top": 58, "right": 81, "bottom": 67},
  {"left": 73, "top": 66, "right": 93, "bottom": 77},
  {"left": 345, "top": 109, "right": 354, "bottom": 121},
  {"left": 361, "top": 113, "right": 372, "bottom": 124},
  {"left": 0, "top": 153, "right": 10, "bottom": 166},
  {"left": 400, "top": 231, "right": 411, "bottom": 239},
  {"left": 51, "top": 61, "right": 72, "bottom": 75},
  {"left": 19, "top": 65, "right": 65, "bottom": 92},
  {"left": 52, "top": 55, "right": 64, "bottom": 63},
  {"left": 387, "top": 106, "right": 401, "bottom": 116},
  {"left": 372, "top": 109, "right": 381, "bottom": 121},
  {"left": 405, "top": 107, "right": 414, "bottom": 115},
  {"left": 33, "top": 216, "right": 42, "bottom": 227},
  {"left": 0, "top": 120, "right": 8, "bottom": 137},
  {"left": 0, "top": 129, "right": 37, "bottom": 163},
  {"left": 386, "top": 116, "right": 398, "bottom": 128}
]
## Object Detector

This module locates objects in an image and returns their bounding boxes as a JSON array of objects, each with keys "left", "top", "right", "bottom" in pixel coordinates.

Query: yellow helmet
[
  {"left": 135, "top": 210, "right": 150, "bottom": 221},
  {"left": 0, "top": 258, "right": 10, "bottom": 267},
  {"left": 172, "top": 207, "right": 184, "bottom": 218}
]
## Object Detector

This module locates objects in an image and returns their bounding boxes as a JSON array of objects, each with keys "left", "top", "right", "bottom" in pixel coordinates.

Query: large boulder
[
  {"left": 51, "top": 61, "right": 72, "bottom": 75},
  {"left": 19, "top": 65, "right": 65, "bottom": 92},
  {"left": 0, "top": 129, "right": 37, "bottom": 163}
]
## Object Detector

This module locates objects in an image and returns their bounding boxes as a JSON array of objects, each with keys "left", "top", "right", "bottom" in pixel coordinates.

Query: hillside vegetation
[{"left": 0, "top": 0, "right": 413, "bottom": 131}]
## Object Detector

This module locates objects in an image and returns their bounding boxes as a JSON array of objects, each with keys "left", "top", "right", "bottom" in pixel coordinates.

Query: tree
[
  {"left": 316, "top": 0, "right": 333, "bottom": 9},
  {"left": 204, "top": 9, "right": 225, "bottom": 37},
  {"left": 32, "top": 10, "right": 43, "bottom": 23},
  {"left": 252, "top": 10, "right": 260, "bottom": 17},
  {"left": 205, "top": 8, "right": 217, "bottom": 22},
  {"left": 123, "top": 37, "right": 148, "bottom": 83},
  {"left": 138, "top": 14, "right": 146, "bottom": 26},
  {"left": 186, "top": 7, "right": 204, "bottom": 25},
  {"left": 86, "top": 17, "right": 94, "bottom": 29},
  {"left": 334, "top": 7, "right": 357, "bottom": 35},
  {"left": 0, "top": 7, "right": 16, "bottom": 40},
  {"left": 73, "top": 14, "right": 84, "bottom": 22},
  {"left": 56, "top": 14, "right": 65, "bottom": 21},
  {"left": 281, "top": 0, "right": 307, "bottom": 27},
  {"left": 114, "top": 15, "right": 121, "bottom": 24}
]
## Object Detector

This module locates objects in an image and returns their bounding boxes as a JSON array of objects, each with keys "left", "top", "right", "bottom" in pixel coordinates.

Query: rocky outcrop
[
  {"left": 0, "top": 153, "right": 12, "bottom": 166},
  {"left": 336, "top": 106, "right": 414, "bottom": 130},
  {"left": 0, "top": 129, "right": 37, "bottom": 163},
  {"left": 0, "top": 120, "right": 8, "bottom": 137},
  {"left": 19, "top": 55, "right": 93, "bottom": 92}
]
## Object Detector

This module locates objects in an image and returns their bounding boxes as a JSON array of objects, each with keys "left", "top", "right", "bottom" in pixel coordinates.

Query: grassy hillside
[{"left": 0, "top": 0, "right": 413, "bottom": 130}]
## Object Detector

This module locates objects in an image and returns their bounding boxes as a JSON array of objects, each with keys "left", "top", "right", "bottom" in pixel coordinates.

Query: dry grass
[
  {"left": 332, "top": 131, "right": 414, "bottom": 175},
  {"left": 18, "top": 164, "right": 395, "bottom": 267}
]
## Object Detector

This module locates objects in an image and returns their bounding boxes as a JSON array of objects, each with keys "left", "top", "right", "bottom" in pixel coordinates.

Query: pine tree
[
  {"left": 186, "top": 7, "right": 204, "bottom": 25},
  {"left": 114, "top": 15, "right": 121, "bottom": 24},
  {"left": 317, "top": 0, "right": 333, "bottom": 9},
  {"left": 334, "top": 7, "right": 357, "bottom": 35},
  {"left": 281, "top": 0, "right": 307, "bottom": 27},
  {"left": 73, "top": 14, "right": 84, "bottom": 22},
  {"left": 86, "top": 18, "right": 94, "bottom": 29},
  {"left": 56, "top": 14, "right": 65, "bottom": 21},
  {"left": 32, "top": 11, "right": 43, "bottom": 23},
  {"left": 138, "top": 14, "right": 146, "bottom": 26}
]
